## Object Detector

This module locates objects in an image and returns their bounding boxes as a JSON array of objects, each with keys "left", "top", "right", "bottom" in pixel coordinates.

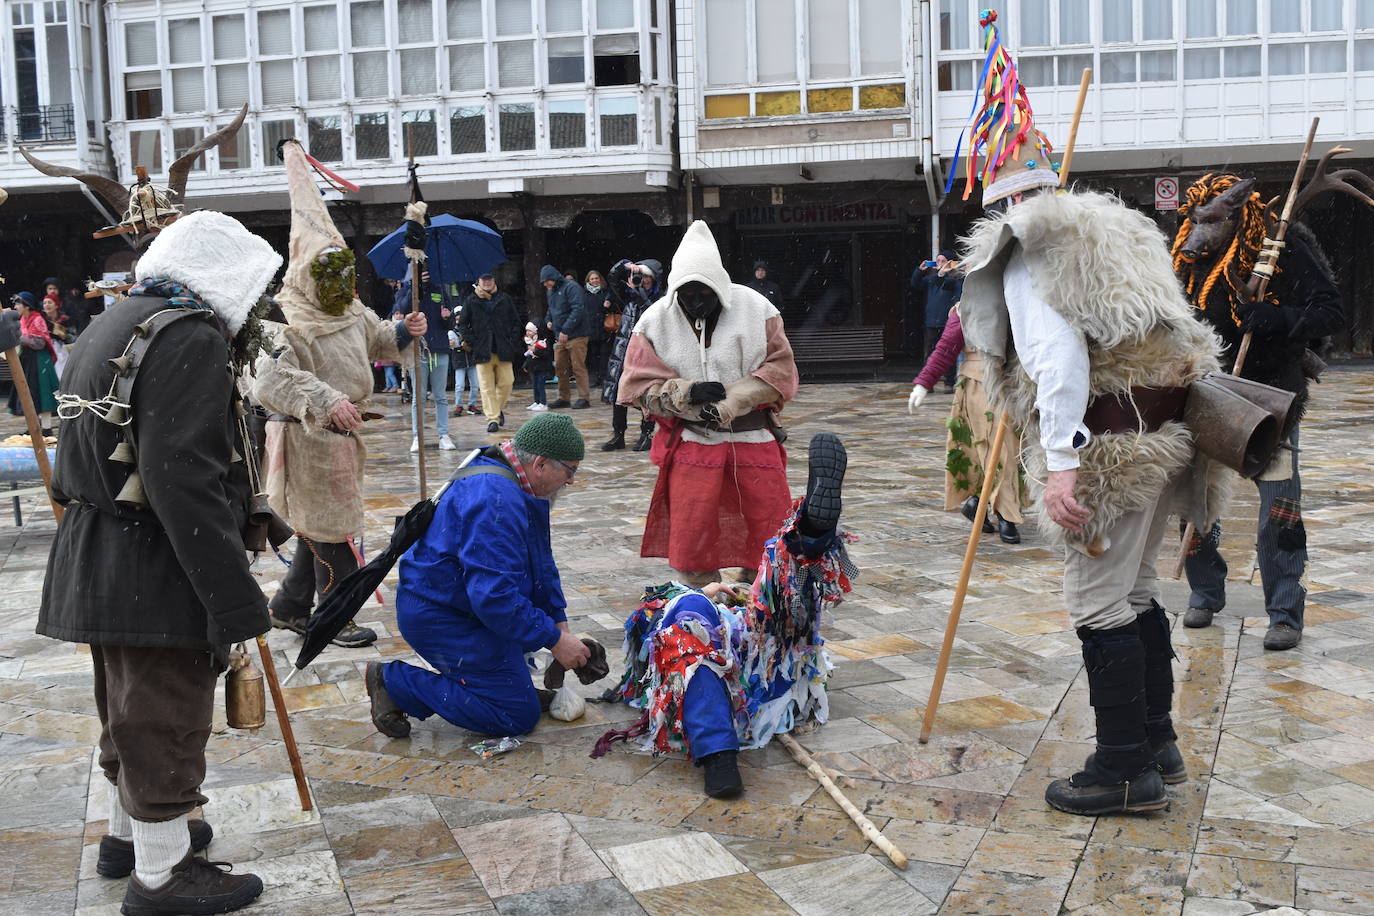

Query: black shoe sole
[
  {"left": 1044, "top": 774, "right": 1170, "bottom": 816},
  {"left": 600, "top": 441, "right": 626, "bottom": 451},
  {"left": 97, "top": 821, "right": 215, "bottom": 879},
  {"left": 121, "top": 877, "right": 264, "bottom": 916},
  {"left": 330, "top": 632, "right": 377, "bottom": 648},
  {"left": 804, "top": 434, "right": 847, "bottom": 531}
]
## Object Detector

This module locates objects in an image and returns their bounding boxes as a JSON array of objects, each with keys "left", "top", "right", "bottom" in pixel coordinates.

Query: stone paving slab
[{"left": 1, "top": 369, "right": 1372, "bottom": 914}]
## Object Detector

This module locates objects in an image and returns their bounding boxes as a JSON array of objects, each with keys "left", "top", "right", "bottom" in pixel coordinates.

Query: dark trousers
[
  {"left": 611, "top": 403, "right": 654, "bottom": 437},
  {"left": 269, "top": 537, "right": 359, "bottom": 620},
  {"left": 924, "top": 328, "right": 956, "bottom": 388},
  {"left": 531, "top": 371, "right": 549, "bottom": 405},
  {"left": 93, "top": 645, "right": 217, "bottom": 822}
]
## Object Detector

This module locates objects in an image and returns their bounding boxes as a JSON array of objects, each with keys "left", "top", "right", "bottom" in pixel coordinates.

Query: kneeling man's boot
[
  {"left": 700, "top": 750, "right": 744, "bottom": 799},
  {"left": 1045, "top": 620, "right": 1169, "bottom": 816}
]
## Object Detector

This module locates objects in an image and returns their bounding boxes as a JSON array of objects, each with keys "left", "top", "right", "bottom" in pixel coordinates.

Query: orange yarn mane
[{"left": 1171, "top": 173, "right": 1274, "bottom": 327}]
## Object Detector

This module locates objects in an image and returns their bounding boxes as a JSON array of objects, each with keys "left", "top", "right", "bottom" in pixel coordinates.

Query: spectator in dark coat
[
  {"left": 460, "top": 273, "right": 522, "bottom": 433},
  {"left": 910, "top": 250, "right": 962, "bottom": 391},
  {"left": 540, "top": 265, "right": 592, "bottom": 409},
  {"left": 746, "top": 260, "right": 783, "bottom": 310}
]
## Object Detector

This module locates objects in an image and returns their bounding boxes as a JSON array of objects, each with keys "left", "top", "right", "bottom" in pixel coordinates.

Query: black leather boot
[
  {"left": 1045, "top": 621, "right": 1168, "bottom": 816},
  {"left": 600, "top": 432, "right": 626, "bottom": 451},
  {"left": 632, "top": 421, "right": 654, "bottom": 452},
  {"left": 1138, "top": 601, "right": 1186, "bottom": 783},
  {"left": 700, "top": 750, "right": 743, "bottom": 799}
]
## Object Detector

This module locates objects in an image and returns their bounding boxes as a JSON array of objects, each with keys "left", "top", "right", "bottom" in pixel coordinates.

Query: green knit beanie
[{"left": 513, "top": 412, "right": 585, "bottom": 462}]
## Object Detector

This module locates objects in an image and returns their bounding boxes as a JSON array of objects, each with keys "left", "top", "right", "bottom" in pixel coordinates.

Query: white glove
[{"left": 907, "top": 384, "right": 929, "bottom": 413}]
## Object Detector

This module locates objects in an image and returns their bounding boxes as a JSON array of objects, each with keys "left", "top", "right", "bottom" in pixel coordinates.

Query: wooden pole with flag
[{"left": 406, "top": 126, "right": 428, "bottom": 499}]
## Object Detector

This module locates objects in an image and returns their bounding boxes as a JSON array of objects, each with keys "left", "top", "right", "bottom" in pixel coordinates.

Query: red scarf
[
  {"left": 497, "top": 440, "right": 537, "bottom": 497},
  {"left": 20, "top": 310, "right": 55, "bottom": 361}
]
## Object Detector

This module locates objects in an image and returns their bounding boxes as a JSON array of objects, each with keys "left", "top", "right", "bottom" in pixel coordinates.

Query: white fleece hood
[
  {"left": 134, "top": 210, "right": 282, "bottom": 335},
  {"left": 662, "top": 220, "right": 733, "bottom": 309}
]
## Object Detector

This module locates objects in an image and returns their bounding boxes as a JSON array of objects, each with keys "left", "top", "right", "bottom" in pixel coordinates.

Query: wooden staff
[
  {"left": 256, "top": 634, "right": 312, "bottom": 811},
  {"left": 3, "top": 347, "right": 63, "bottom": 522},
  {"left": 407, "top": 125, "right": 428, "bottom": 499},
  {"left": 778, "top": 733, "right": 907, "bottom": 870},
  {"left": 921, "top": 70, "right": 1093, "bottom": 743},
  {"left": 1173, "top": 116, "right": 1320, "bottom": 578}
]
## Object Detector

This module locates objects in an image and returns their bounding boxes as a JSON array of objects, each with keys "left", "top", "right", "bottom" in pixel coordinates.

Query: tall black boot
[
  {"left": 1045, "top": 620, "right": 1168, "bottom": 816},
  {"left": 1138, "top": 601, "right": 1186, "bottom": 783},
  {"left": 632, "top": 419, "right": 654, "bottom": 451}
]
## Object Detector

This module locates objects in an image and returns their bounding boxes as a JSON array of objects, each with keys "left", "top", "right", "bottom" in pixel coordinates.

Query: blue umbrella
[{"left": 367, "top": 214, "right": 507, "bottom": 285}]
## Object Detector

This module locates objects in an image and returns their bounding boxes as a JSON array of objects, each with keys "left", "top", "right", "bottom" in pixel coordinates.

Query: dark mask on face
[{"left": 676, "top": 282, "right": 720, "bottom": 322}]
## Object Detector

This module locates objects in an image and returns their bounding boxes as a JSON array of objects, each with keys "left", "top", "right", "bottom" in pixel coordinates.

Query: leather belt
[
  {"left": 1083, "top": 386, "right": 1189, "bottom": 435},
  {"left": 686, "top": 408, "right": 771, "bottom": 434}
]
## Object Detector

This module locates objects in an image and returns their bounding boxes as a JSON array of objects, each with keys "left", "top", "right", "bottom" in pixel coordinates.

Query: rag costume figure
[
  {"left": 618, "top": 221, "right": 800, "bottom": 587},
  {"left": 952, "top": 10, "right": 1224, "bottom": 817},
  {"left": 1172, "top": 174, "right": 1345, "bottom": 650},
  {"left": 364, "top": 413, "right": 593, "bottom": 738},
  {"left": 254, "top": 140, "right": 426, "bottom": 649},
  {"left": 599, "top": 257, "right": 662, "bottom": 452},
  {"left": 595, "top": 434, "right": 852, "bottom": 798},
  {"left": 37, "top": 211, "right": 281, "bottom": 914}
]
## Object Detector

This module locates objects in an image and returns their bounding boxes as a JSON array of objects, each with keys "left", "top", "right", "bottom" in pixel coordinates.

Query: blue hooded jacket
[{"left": 540, "top": 265, "right": 590, "bottom": 339}]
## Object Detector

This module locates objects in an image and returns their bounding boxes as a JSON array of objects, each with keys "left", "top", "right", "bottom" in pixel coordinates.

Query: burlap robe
[{"left": 943, "top": 351, "right": 1025, "bottom": 524}]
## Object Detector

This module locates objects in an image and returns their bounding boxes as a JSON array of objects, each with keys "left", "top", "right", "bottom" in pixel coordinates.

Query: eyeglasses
[{"left": 549, "top": 458, "right": 578, "bottom": 480}]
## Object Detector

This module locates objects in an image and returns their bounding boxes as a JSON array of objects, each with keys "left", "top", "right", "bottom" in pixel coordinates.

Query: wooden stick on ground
[
  {"left": 778, "top": 733, "right": 907, "bottom": 870},
  {"left": 256, "top": 634, "right": 313, "bottom": 811},
  {"left": 3, "top": 347, "right": 63, "bottom": 522}
]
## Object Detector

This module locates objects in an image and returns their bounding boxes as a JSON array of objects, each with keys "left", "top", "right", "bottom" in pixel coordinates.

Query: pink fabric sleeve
[
  {"left": 751, "top": 316, "right": 799, "bottom": 404},
  {"left": 913, "top": 309, "right": 964, "bottom": 389},
  {"left": 615, "top": 333, "right": 677, "bottom": 406}
]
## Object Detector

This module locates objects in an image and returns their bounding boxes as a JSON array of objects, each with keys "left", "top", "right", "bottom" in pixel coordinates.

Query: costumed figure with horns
[
  {"left": 254, "top": 140, "right": 427, "bottom": 649},
  {"left": 952, "top": 11, "right": 1226, "bottom": 816},
  {"left": 1172, "top": 174, "right": 1345, "bottom": 650},
  {"left": 37, "top": 212, "right": 282, "bottom": 914}
]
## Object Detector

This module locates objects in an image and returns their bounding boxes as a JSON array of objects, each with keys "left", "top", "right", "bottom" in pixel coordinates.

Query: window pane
[
  {"left": 597, "top": 0, "right": 634, "bottom": 29},
  {"left": 1224, "top": 44, "right": 1260, "bottom": 76},
  {"left": 261, "top": 119, "right": 294, "bottom": 162},
  {"left": 259, "top": 9, "right": 293, "bottom": 54},
  {"left": 216, "top": 64, "right": 249, "bottom": 107},
  {"left": 450, "top": 105, "right": 485, "bottom": 153},
  {"left": 499, "top": 102, "right": 535, "bottom": 150},
  {"left": 261, "top": 59, "right": 296, "bottom": 104},
  {"left": 308, "top": 115, "right": 342, "bottom": 162},
  {"left": 353, "top": 51, "right": 389, "bottom": 97},
  {"left": 547, "top": 37, "right": 585, "bottom": 83},
  {"left": 1101, "top": 0, "right": 1131, "bottom": 42},
  {"left": 1139, "top": 49, "right": 1175, "bottom": 81},
  {"left": 756, "top": 0, "right": 797, "bottom": 83},
  {"left": 1269, "top": 43, "right": 1303, "bottom": 75},
  {"left": 599, "top": 96, "right": 636, "bottom": 146},
  {"left": 1271, "top": 3, "right": 1300, "bottom": 33},
  {"left": 593, "top": 33, "right": 639, "bottom": 85},
  {"left": 402, "top": 109, "right": 437, "bottom": 155},
  {"left": 705, "top": 0, "right": 747, "bottom": 85},
  {"left": 1357, "top": 39, "right": 1374, "bottom": 70},
  {"left": 1020, "top": 0, "right": 1049, "bottom": 46},
  {"left": 447, "top": 0, "right": 482, "bottom": 39},
  {"left": 126, "top": 21, "right": 157, "bottom": 66},
  {"left": 494, "top": 0, "right": 531, "bottom": 34},
  {"left": 213, "top": 15, "right": 245, "bottom": 59},
  {"left": 1057, "top": 53, "right": 1092, "bottom": 85},
  {"left": 1226, "top": 0, "right": 1256, "bottom": 35},
  {"left": 307, "top": 55, "right": 341, "bottom": 99},
  {"left": 1059, "top": 0, "right": 1088, "bottom": 43},
  {"left": 172, "top": 127, "right": 205, "bottom": 171},
  {"left": 546, "top": 0, "right": 579, "bottom": 31},
  {"left": 1361, "top": 0, "right": 1374, "bottom": 28},
  {"left": 1186, "top": 0, "right": 1215, "bottom": 37},
  {"left": 1021, "top": 56, "right": 1054, "bottom": 86},
  {"left": 354, "top": 111, "right": 390, "bottom": 159},
  {"left": 1142, "top": 1, "right": 1171, "bottom": 39},
  {"left": 351, "top": 2, "right": 384, "bottom": 47},
  {"left": 168, "top": 18, "right": 201, "bottom": 64},
  {"left": 1183, "top": 47, "right": 1219, "bottom": 78},
  {"left": 47, "top": 23, "right": 72, "bottom": 104},
  {"left": 304, "top": 5, "right": 338, "bottom": 51},
  {"left": 400, "top": 48, "right": 436, "bottom": 93},
  {"left": 498, "top": 40, "right": 534, "bottom": 86},
  {"left": 216, "top": 122, "right": 249, "bottom": 169},
  {"left": 1309, "top": 41, "right": 1345, "bottom": 72},
  {"left": 449, "top": 44, "right": 485, "bottom": 89},
  {"left": 1312, "top": 0, "right": 1342, "bottom": 31},
  {"left": 398, "top": 0, "right": 432, "bottom": 42},
  {"left": 858, "top": 0, "right": 901, "bottom": 75},
  {"left": 130, "top": 128, "right": 162, "bottom": 170},
  {"left": 940, "top": 0, "right": 969, "bottom": 49},
  {"left": 1101, "top": 51, "right": 1135, "bottom": 82},
  {"left": 548, "top": 99, "right": 585, "bottom": 148},
  {"left": 171, "top": 68, "right": 204, "bottom": 112},
  {"left": 808, "top": 0, "right": 850, "bottom": 79}
]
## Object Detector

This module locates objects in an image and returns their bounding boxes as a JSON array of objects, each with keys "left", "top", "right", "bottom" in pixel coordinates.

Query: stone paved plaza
[{"left": 2, "top": 368, "right": 1373, "bottom": 915}]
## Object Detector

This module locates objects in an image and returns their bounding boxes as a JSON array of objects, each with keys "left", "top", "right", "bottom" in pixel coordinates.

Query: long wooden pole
[
  {"left": 778, "top": 733, "right": 907, "bottom": 870},
  {"left": 256, "top": 634, "right": 312, "bottom": 811},
  {"left": 921, "top": 70, "right": 1093, "bottom": 743},
  {"left": 406, "top": 126, "right": 428, "bottom": 499},
  {"left": 1173, "top": 116, "right": 1320, "bottom": 578},
  {"left": 3, "top": 347, "right": 63, "bottom": 522}
]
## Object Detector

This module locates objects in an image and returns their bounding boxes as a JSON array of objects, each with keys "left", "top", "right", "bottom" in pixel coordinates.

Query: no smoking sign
[{"left": 1155, "top": 177, "right": 1179, "bottom": 211}]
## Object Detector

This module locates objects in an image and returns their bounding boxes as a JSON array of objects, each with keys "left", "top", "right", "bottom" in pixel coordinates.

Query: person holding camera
[
  {"left": 599, "top": 258, "right": 662, "bottom": 451},
  {"left": 911, "top": 250, "right": 962, "bottom": 392}
]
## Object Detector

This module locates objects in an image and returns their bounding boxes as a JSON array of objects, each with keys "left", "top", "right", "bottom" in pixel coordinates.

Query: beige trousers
[
  {"left": 476, "top": 355, "right": 514, "bottom": 423},
  {"left": 554, "top": 336, "right": 590, "bottom": 401}
]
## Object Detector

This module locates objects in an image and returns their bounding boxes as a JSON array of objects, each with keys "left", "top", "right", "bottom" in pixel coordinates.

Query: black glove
[
  {"left": 688, "top": 381, "right": 726, "bottom": 405},
  {"left": 1236, "top": 299, "right": 1297, "bottom": 337}
]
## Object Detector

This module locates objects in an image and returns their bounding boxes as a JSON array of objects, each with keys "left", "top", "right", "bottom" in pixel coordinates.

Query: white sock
[
  {"left": 132, "top": 814, "right": 191, "bottom": 889},
  {"left": 107, "top": 782, "right": 132, "bottom": 840}
]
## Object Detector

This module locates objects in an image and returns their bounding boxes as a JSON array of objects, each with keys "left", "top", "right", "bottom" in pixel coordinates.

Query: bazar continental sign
[{"left": 735, "top": 202, "right": 900, "bottom": 229}]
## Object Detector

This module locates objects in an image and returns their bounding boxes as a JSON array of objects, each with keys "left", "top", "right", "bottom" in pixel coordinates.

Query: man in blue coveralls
[{"left": 364, "top": 412, "right": 591, "bottom": 738}]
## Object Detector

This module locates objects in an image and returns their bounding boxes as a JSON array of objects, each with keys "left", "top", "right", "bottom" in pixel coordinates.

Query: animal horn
[
  {"left": 167, "top": 104, "right": 249, "bottom": 204},
  {"left": 1292, "top": 145, "right": 1374, "bottom": 217},
  {"left": 18, "top": 148, "right": 129, "bottom": 214}
]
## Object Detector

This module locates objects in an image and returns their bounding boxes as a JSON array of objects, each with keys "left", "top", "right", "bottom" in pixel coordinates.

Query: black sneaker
[
  {"left": 98, "top": 820, "right": 214, "bottom": 879},
  {"left": 366, "top": 661, "right": 410, "bottom": 738},
  {"left": 802, "top": 433, "right": 847, "bottom": 533},
  {"left": 549, "top": 399, "right": 572, "bottom": 409},
  {"left": 1264, "top": 623, "right": 1301, "bottom": 651},
  {"left": 1044, "top": 766, "right": 1168, "bottom": 816},
  {"left": 571, "top": 399, "right": 591, "bottom": 409},
  {"left": 268, "top": 611, "right": 309, "bottom": 635},
  {"left": 487, "top": 421, "right": 500, "bottom": 433},
  {"left": 331, "top": 621, "right": 377, "bottom": 648},
  {"left": 700, "top": 750, "right": 743, "bottom": 799},
  {"left": 120, "top": 851, "right": 263, "bottom": 915}
]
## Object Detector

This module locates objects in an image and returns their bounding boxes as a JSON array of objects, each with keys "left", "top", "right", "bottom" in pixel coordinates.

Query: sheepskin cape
[{"left": 959, "top": 190, "right": 1227, "bottom": 549}]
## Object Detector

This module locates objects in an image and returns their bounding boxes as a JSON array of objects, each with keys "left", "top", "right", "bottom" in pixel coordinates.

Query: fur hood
[{"left": 134, "top": 211, "right": 281, "bottom": 336}]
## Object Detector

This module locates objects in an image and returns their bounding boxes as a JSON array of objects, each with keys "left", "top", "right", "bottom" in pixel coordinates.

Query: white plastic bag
[{"left": 549, "top": 685, "right": 586, "bottom": 722}]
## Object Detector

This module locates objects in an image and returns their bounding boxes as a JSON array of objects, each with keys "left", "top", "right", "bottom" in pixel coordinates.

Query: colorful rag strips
[
  {"left": 943, "top": 9, "right": 1056, "bottom": 200},
  {"left": 597, "top": 500, "right": 857, "bottom": 757}
]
